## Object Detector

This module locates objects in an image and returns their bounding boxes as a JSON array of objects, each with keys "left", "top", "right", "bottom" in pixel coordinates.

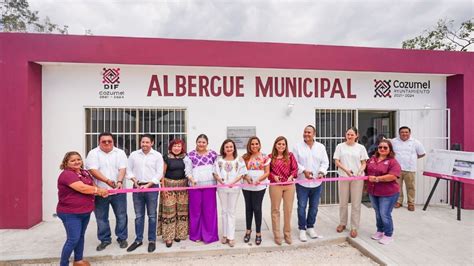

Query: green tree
[
  {"left": 402, "top": 18, "right": 473, "bottom": 51},
  {"left": 1, "top": 0, "right": 68, "bottom": 34}
]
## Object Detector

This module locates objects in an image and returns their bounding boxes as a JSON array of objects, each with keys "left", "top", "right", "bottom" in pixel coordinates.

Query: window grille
[
  {"left": 315, "top": 109, "right": 356, "bottom": 205},
  {"left": 85, "top": 107, "right": 187, "bottom": 156}
]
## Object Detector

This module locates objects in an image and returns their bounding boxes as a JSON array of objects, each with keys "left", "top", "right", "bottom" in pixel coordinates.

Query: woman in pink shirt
[
  {"left": 268, "top": 136, "right": 298, "bottom": 245},
  {"left": 366, "top": 139, "right": 401, "bottom": 245}
]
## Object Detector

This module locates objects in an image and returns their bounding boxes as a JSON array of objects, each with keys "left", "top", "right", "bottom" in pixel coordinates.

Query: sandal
[
  {"left": 244, "top": 231, "right": 251, "bottom": 243},
  {"left": 221, "top": 236, "right": 228, "bottom": 244},
  {"left": 255, "top": 234, "right": 262, "bottom": 246},
  {"left": 336, "top": 225, "right": 346, "bottom": 233},
  {"left": 228, "top": 239, "right": 235, "bottom": 247},
  {"left": 350, "top": 229, "right": 358, "bottom": 238}
]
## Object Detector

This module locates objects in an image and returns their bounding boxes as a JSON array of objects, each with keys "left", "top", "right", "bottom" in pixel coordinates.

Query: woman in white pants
[
  {"left": 334, "top": 127, "right": 369, "bottom": 238},
  {"left": 214, "top": 139, "right": 247, "bottom": 247}
]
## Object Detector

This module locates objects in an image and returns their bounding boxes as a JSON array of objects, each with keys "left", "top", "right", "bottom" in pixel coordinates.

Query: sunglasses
[
  {"left": 378, "top": 146, "right": 389, "bottom": 150},
  {"left": 100, "top": 140, "right": 113, "bottom": 144}
]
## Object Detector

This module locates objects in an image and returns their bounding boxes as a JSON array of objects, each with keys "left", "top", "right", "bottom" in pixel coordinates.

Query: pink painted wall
[
  {"left": 0, "top": 33, "right": 472, "bottom": 228},
  {"left": 0, "top": 43, "right": 43, "bottom": 228},
  {"left": 447, "top": 73, "right": 474, "bottom": 208}
]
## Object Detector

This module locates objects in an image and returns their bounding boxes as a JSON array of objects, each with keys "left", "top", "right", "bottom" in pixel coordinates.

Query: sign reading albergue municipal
[
  {"left": 147, "top": 75, "right": 357, "bottom": 99},
  {"left": 92, "top": 65, "right": 442, "bottom": 107}
]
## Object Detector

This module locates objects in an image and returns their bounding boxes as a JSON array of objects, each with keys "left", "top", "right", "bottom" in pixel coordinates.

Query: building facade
[{"left": 1, "top": 33, "right": 473, "bottom": 228}]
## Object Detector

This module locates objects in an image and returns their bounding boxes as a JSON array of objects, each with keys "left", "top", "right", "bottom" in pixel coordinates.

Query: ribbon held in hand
[{"left": 108, "top": 176, "right": 368, "bottom": 194}]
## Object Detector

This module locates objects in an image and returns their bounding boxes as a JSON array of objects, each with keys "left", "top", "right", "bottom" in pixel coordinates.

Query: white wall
[{"left": 42, "top": 63, "right": 447, "bottom": 220}]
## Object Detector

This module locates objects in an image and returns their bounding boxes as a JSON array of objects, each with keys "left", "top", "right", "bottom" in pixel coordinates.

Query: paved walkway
[{"left": 1, "top": 192, "right": 473, "bottom": 265}]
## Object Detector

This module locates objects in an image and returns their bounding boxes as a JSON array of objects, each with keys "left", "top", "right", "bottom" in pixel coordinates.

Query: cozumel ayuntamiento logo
[
  {"left": 100, "top": 68, "right": 125, "bottom": 99},
  {"left": 373, "top": 79, "right": 391, "bottom": 98}
]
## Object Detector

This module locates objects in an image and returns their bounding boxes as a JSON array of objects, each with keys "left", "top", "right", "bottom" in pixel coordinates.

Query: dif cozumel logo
[
  {"left": 373, "top": 79, "right": 391, "bottom": 98},
  {"left": 99, "top": 67, "right": 125, "bottom": 99}
]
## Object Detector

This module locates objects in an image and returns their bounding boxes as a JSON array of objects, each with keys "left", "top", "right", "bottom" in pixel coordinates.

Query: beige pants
[
  {"left": 338, "top": 179, "right": 364, "bottom": 230},
  {"left": 269, "top": 184, "right": 295, "bottom": 241},
  {"left": 397, "top": 171, "right": 416, "bottom": 205}
]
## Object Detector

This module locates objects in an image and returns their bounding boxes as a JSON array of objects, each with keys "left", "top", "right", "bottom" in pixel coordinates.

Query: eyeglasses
[
  {"left": 100, "top": 140, "right": 113, "bottom": 144},
  {"left": 378, "top": 146, "right": 389, "bottom": 150}
]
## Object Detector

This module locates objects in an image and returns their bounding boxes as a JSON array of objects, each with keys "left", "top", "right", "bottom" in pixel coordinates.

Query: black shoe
[
  {"left": 126, "top": 241, "right": 142, "bottom": 252},
  {"left": 174, "top": 238, "right": 181, "bottom": 243},
  {"left": 255, "top": 235, "right": 262, "bottom": 246},
  {"left": 166, "top": 241, "right": 173, "bottom": 248},
  {"left": 244, "top": 231, "right": 251, "bottom": 243},
  {"left": 118, "top": 239, "right": 128, "bottom": 249},
  {"left": 96, "top": 241, "right": 111, "bottom": 251},
  {"left": 148, "top": 242, "right": 156, "bottom": 253}
]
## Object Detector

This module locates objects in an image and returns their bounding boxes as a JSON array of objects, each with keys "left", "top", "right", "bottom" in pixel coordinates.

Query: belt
[{"left": 138, "top": 182, "right": 152, "bottom": 186}]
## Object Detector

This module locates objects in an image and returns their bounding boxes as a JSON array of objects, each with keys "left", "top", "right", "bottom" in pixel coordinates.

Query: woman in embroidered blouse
[
  {"left": 241, "top": 136, "right": 270, "bottom": 245},
  {"left": 213, "top": 139, "right": 247, "bottom": 247},
  {"left": 57, "top": 151, "right": 108, "bottom": 266},
  {"left": 157, "top": 139, "right": 192, "bottom": 247},
  {"left": 187, "top": 134, "right": 219, "bottom": 243},
  {"left": 268, "top": 136, "right": 298, "bottom": 245}
]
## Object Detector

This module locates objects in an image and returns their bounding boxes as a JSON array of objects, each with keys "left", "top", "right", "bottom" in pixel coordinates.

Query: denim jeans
[
  {"left": 132, "top": 187, "right": 159, "bottom": 242},
  {"left": 94, "top": 193, "right": 128, "bottom": 243},
  {"left": 369, "top": 193, "right": 399, "bottom": 237},
  {"left": 296, "top": 184, "right": 323, "bottom": 230},
  {"left": 57, "top": 212, "right": 91, "bottom": 266}
]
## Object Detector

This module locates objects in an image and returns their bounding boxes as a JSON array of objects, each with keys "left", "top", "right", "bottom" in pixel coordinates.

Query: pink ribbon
[{"left": 108, "top": 176, "right": 368, "bottom": 194}]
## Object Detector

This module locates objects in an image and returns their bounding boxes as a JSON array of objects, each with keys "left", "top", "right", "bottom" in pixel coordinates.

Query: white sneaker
[
  {"left": 378, "top": 235, "right": 394, "bottom": 245},
  {"left": 307, "top": 228, "right": 319, "bottom": 239},
  {"left": 371, "top": 231, "right": 384, "bottom": 240},
  {"left": 299, "top": 230, "right": 307, "bottom": 242}
]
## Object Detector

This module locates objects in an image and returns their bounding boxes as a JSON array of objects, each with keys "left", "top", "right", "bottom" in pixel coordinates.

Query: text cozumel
[{"left": 147, "top": 75, "right": 357, "bottom": 98}]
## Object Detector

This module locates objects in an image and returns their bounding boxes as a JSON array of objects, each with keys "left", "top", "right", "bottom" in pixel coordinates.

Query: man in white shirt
[
  {"left": 86, "top": 132, "right": 128, "bottom": 251},
  {"left": 292, "top": 125, "right": 329, "bottom": 242},
  {"left": 126, "top": 134, "right": 163, "bottom": 253},
  {"left": 392, "top": 126, "right": 426, "bottom": 211}
]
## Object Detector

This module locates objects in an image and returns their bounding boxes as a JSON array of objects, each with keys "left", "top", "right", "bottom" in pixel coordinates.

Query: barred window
[
  {"left": 315, "top": 109, "right": 356, "bottom": 205},
  {"left": 85, "top": 108, "right": 187, "bottom": 156}
]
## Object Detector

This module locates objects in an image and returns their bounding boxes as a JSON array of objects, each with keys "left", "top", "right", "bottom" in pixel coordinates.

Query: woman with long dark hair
[
  {"left": 268, "top": 136, "right": 298, "bottom": 245},
  {"left": 241, "top": 136, "right": 270, "bottom": 245}
]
